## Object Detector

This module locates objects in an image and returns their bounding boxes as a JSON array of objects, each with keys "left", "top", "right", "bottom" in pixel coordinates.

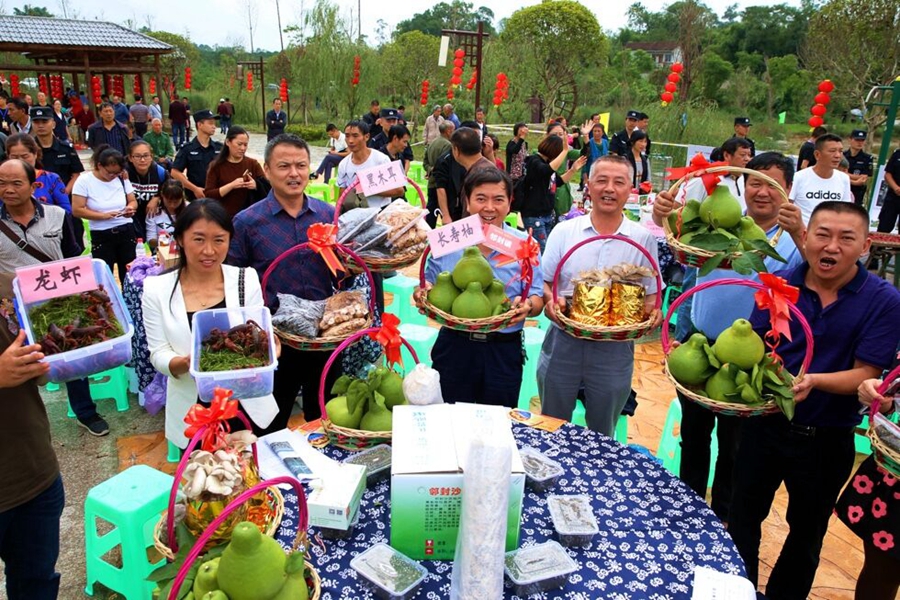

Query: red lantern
[
  {"left": 279, "top": 78, "right": 288, "bottom": 102},
  {"left": 148, "top": 77, "right": 156, "bottom": 95},
  {"left": 90, "top": 75, "right": 101, "bottom": 105},
  {"left": 671, "top": 62, "right": 684, "bottom": 73},
  {"left": 452, "top": 67, "right": 463, "bottom": 77},
  {"left": 10, "top": 74, "right": 20, "bottom": 98},
  {"left": 183, "top": 67, "right": 192, "bottom": 91},
  {"left": 246, "top": 71, "right": 253, "bottom": 92},
  {"left": 38, "top": 75, "right": 48, "bottom": 95},
  {"left": 808, "top": 116, "right": 824, "bottom": 128},
  {"left": 810, "top": 103, "right": 827, "bottom": 117},
  {"left": 420, "top": 80, "right": 430, "bottom": 106},
  {"left": 454, "top": 49, "right": 465, "bottom": 59},
  {"left": 664, "top": 82, "right": 677, "bottom": 93},
  {"left": 447, "top": 88, "right": 454, "bottom": 100},
  {"left": 661, "top": 91, "right": 674, "bottom": 103},
  {"left": 818, "top": 79, "right": 835, "bottom": 93},
  {"left": 814, "top": 92, "right": 830, "bottom": 105},
  {"left": 667, "top": 73, "right": 681, "bottom": 83}
]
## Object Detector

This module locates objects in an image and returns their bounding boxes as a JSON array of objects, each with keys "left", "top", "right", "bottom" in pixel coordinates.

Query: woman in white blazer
[{"left": 143, "top": 199, "right": 265, "bottom": 448}]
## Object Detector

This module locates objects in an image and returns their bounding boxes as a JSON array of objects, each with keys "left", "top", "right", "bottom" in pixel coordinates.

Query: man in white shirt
[
  {"left": 423, "top": 104, "right": 444, "bottom": 147},
  {"left": 539, "top": 155, "right": 663, "bottom": 437},
  {"left": 336, "top": 120, "right": 404, "bottom": 210},
  {"left": 148, "top": 95, "right": 163, "bottom": 122},
  {"left": 789, "top": 133, "right": 852, "bottom": 223},
  {"left": 310, "top": 123, "right": 349, "bottom": 182}
]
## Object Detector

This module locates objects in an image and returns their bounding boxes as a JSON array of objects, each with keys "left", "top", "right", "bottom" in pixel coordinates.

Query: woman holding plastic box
[
  {"left": 142, "top": 199, "right": 277, "bottom": 447},
  {"left": 414, "top": 167, "right": 544, "bottom": 408}
]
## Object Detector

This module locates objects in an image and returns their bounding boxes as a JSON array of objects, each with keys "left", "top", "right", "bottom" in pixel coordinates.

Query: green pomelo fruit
[
  {"left": 668, "top": 333, "right": 712, "bottom": 386},
  {"left": 324, "top": 395, "right": 364, "bottom": 429},
  {"left": 451, "top": 246, "right": 493, "bottom": 290},
  {"left": 201, "top": 592, "right": 229, "bottom": 600},
  {"left": 193, "top": 557, "right": 220, "bottom": 598},
  {"left": 699, "top": 185, "right": 742, "bottom": 229},
  {"left": 705, "top": 366, "right": 739, "bottom": 401},
  {"left": 713, "top": 318, "right": 766, "bottom": 370},
  {"left": 376, "top": 368, "right": 406, "bottom": 409},
  {"left": 451, "top": 282, "right": 493, "bottom": 319},
  {"left": 360, "top": 393, "right": 393, "bottom": 432},
  {"left": 270, "top": 552, "right": 310, "bottom": 600},
  {"left": 218, "top": 522, "right": 286, "bottom": 600},
  {"left": 485, "top": 279, "right": 509, "bottom": 308},
  {"left": 427, "top": 272, "right": 459, "bottom": 313}
]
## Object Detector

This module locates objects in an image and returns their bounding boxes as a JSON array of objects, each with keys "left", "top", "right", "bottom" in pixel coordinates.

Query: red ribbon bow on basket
[
  {"left": 754, "top": 273, "right": 800, "bottom": 343},
  {"left": 369, "top": 312, "right": 404, "bottom": 367},
  {"left": 307, "top": 222, "right": 344, "bottom": 277},
  {"left": 494, "top": 231, "right": 540, "bottom": 292},
  {"left": 184, "top": 388, "right": 240, "bottom": 451},
  {"left": 665, "top": 153, "right": 728, "bottom": 196}
]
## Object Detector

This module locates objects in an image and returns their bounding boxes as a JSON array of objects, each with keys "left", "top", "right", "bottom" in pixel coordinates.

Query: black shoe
[
  {"left": 78, "top": 414, "right": 110, "bottom": 437},
  {"left": 310, "top": 172, "right": 320, "bottom": 180}
]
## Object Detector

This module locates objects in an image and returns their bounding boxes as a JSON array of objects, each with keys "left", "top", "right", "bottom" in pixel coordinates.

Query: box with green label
[{"left": 390, "top": 403, "right": 524, "bottom": 560}]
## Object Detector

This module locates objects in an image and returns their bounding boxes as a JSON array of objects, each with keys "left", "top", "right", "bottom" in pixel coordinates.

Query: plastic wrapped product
[
  {"left": 504, "top": 541, "right": 578, "bottom": 596},
  {"left": 351, "top": 542, "right": 427, "bottom": 600},
  {"left": 344, "top": 444, "right": 392, "bottom": 485},
  {"left": 519, "top": 447, "right": 565, "bottom": 492},
  {"left": 547, "top": 495, "right": 599, "bottom": 547},
  {"left": 271, "top": 293, "right": 326, "bottom": 338},
  {"left": 338, "top": 207, "right": 381, "bottom": 244},
  {"left": 401, "top": 364, "right": 444, "bottom": 406}
]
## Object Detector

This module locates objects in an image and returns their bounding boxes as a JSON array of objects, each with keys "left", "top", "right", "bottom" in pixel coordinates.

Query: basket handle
[
  {"left": 416, "top": 233, "right": 534, "bottom": 302},
  {"left": 872, "top": 364, "right": 900, "bottom": 419},
  {"left": 167, "top": 476, "right": 308, "bottom": 600},
  {"left": 317, "top": 326, "right": 420, "bottom": 418},
  {"left": 166, "top": 412, "right": 257, "bottom": 552},
  {"left": 550, "top": 234, "right": 663, "bottom": 311},
  {"left": 260, "top": 241, "right": 377, "bottom": 314},
  {"left": 332, "top": 176, "right": 426, "bottom": 226},
  {"left": 660, "top": 277, "right": 815, "bottom": 379}
]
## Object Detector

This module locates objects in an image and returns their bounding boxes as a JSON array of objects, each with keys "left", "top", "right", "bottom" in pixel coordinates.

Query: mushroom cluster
[{"left": 183, "top": 449, "right": 245, "bottom": 499}]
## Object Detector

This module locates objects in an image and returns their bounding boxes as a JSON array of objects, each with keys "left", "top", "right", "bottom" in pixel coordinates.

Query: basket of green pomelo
[
  {"left": 318, "top": 326, "right": 419, "bottom": 450},
  {"left": 663, "top": 165, "right": 788, "bottom": 275},
  {"left": 417, "top": 245, "right": 533, "bottom": 333},
  {"left": 661, "top": 278, "right": 814, "bottom": 418}
]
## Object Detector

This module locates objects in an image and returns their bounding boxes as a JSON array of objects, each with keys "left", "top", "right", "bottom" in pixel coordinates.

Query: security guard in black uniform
[
  {"left": 844, "top": 129, "right": 873, "bottom": 206},
  {"left": 609, "top": 109, "right": 641, "bottom": 156},
  {"left": 172, "top": 109, "right": 223, "bottom": 200},
  {"left": 369, "top": 108, "right": 413, "bottom": 165},
  {"left": 30, "top": 106, "right": 84, "bottom": 195},
  {"left": 732, "top": 117, "right": 755, "bottom": 156}
]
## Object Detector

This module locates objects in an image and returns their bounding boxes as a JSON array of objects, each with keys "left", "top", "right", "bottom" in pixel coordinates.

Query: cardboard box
[
  {"left": 390, "top": 403, "right": 525, "bottom": 560},
  {"left": 156, "top": 243, "right": 179, "bottom": 269},
  {"left": 307, "top": 461, "right": 366, "bottom": 531}
]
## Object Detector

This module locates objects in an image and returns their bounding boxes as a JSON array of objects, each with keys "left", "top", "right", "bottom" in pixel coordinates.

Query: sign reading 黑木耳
[
  {"left": 426, "top": 214, "right": 486, "bottom": 258},
  {"left": 356, "top": 160, "right": 406, "bottom": 198},
  {"left": 16, "top": 256, "right": 97, "bottom": 304}
]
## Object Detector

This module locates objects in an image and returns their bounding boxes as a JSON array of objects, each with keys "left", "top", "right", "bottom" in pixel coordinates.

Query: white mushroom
[{"left": 187, "top": 469, "right": 207, "bottom": 498}]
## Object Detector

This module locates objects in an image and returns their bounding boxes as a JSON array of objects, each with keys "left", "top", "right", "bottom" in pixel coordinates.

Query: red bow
[
  {"left": 754, "top": 273, "right": 800, "bottom": 342},
  {"left": 184, "top": 388, "right": 240, "bottom": 451},
  {"left": 495, "top": 231, "right": 540, "bottom": 291},
  {"left": 665, "top": 153, "right": 728, "bottom": 196},
  {"left": 307, "top": 222, "right": 344, "bottom": 277},
  {"left": 369, "top": 312, "right": 404, "bottom": 367},
  {"left": 639, "top": 180, "right": 653, "bottom": 194}
]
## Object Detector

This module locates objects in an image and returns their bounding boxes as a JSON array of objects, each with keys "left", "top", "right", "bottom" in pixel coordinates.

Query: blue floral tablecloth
[{"left": 274, "top": 422, "right": 746, "bottom": 599}]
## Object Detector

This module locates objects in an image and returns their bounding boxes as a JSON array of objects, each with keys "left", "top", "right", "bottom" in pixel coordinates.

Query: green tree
[
  {"left": 395, "top": 1, "right": 495, "bottom": 38},
  {"left": 598, "top": 49, "right": 658, "bottom": 109},
  {"left": 380, "top": 32, "right": 442, "bottom": 123},
  {"left": 698, "top": 51, "right": 733, "bottom": 102},
  {"left": 13, "top": 5, "right": 53, "bottom": 16},
  {"left": 144, "top": 31, "right": 200, "bottom": 100}
]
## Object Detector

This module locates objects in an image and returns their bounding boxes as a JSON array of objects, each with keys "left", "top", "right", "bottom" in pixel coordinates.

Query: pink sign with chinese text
[
  {"left": 356, "top": 160, "right": 406, "bottom": 197},
  {"left": 481, "top": 225, "right": 522, "bottom": 258},
  {"left": 16, "top": 256, "right": 97, "bottom": 304},
  {"left": 426, "top": 214, "right": 486, "bottom": 258}
]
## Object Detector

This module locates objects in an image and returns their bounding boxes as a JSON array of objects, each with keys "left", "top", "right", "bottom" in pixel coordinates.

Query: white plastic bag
[{"left": 401, "top": 364, "right": 444, "bottom": 405}]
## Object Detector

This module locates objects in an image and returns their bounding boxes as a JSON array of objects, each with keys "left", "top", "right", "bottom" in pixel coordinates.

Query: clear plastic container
[
  {"left": 319, "top": 505, "right": 361, "bottom": 540},
  {"left": 351, "top": 542, "right": 427, "bottom": 600},
  {"left": 519, "top": 447, "right": 564, "bottom": 492},
  {"left": 14, "top": 259, "right": 134, "bottom": 383},
  {"left": 189, "top": 306, "right": 277, "bottom": 402},
  {"left": 547, "top": 495, "right": 599, "bottom": 547},
  {"left": 505, "top": 541, "right": 578, "bottom": 596},
  {"left": 344, "top": 444, "right": 392, "bottom": 485}
]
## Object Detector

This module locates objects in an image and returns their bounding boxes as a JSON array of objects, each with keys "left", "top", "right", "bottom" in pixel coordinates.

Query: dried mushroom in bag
[
  {"left": 320, "top": 290, "right": 368, "bottom": 330},
  {"left": 272, "top": 293, "right": 326, "bottom": 337},
  {"left": 337, "top": 207, "right": 381, "bottom": 244}
]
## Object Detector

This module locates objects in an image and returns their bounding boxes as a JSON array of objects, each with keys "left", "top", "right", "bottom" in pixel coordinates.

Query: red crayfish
[
  {"left": 35, "top": 285, "right": 121, "bottom": 355},
  {"left": 202, "top": 320, "right": 269, "bottom": 362}
]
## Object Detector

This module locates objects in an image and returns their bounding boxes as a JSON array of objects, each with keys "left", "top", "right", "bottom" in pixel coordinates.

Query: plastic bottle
[{"left": 135, "top": 238, "right": 150, "bottom": 257}]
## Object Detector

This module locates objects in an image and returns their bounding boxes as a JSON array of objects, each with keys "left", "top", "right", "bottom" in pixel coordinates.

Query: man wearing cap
[
  {"left": 266, "top": 98, "right": 287, "bottom": 141},
  {"left": 423, "top": 104, "right": 444, "bottom": 147},
  {"left": 217, "top": 98, "right": 232, "bottom": 134},
  {"left": 609, "top": 110, "right": 640, "bottom": 156},
  {"left": 369, "top": 108, "right": 414, "bottom": 167},
  {"left": 129, "top": 95, "right": 151, "bottom": 138},
  {"left": 730, "top": 117, "right": 756, "bottom": 156},
  {"left": 844, "top": 130, "right": 873, "bottom": 206},
  {"left": 30, "top": 106, "right": 85, "bottom": 205},
  {"left": 171, "top": 109, "right": 222, "bottom": 200}
]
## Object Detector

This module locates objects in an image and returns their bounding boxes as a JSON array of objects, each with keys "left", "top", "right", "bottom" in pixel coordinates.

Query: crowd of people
[{"left": 0, "top": 87, "right": 899, "bottom": 600}]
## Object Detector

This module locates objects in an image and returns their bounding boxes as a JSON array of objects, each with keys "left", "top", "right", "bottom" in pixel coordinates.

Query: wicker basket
[
  {"left": 868, "top": 364, "right": 900, "bottom": 477},
  {"left": 663, "top": 165, "right": 787, "bottom": 270},
  {"left": 335, "top": 177, "right": 429, "bottom": 273},
  {"left": 166, "top": 476, "right": 320, "bottom": 600},
  {"left": 551, "top": 234, "right": 663, "bottom": 342},
  {"left": 317, "top": 327, "right": 420, "bottom": 450},
  {"left": 261, "top": 241, "right": 376, "bottom": 351},
  {"left": 153, "top": 412, "right": 283, "bottom": 561},
  {"left": 660, "top": 278, "right": 814, "bottom": 417},
  {"left": 416, "top": 244, "right": 532, "bottom": 333}
]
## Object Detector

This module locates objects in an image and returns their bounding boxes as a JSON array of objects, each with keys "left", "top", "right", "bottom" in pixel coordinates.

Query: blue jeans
[
  {"left": 0, "top": 475, "right": 64, "bottom": 599},
  {"left": 220, "top": 116, "right": 232, "bottom": 134},
  {"left": 522, "top": 214, "right": 554, "bottom": 253},
  {"left": 314, "top": 153, "right": 344, "bottom": 182},
  {"left": 66, "top": 378, "right": 96, "bottom": 420},
  {"left": 171, "top": 123, "right": 186, "bottom": 147}
]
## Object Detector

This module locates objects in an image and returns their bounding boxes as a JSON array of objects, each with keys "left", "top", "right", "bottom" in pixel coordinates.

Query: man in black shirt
[
  {"left": 798, "top": 126, "right": 826, "bottom": 170},
  {"left": 431, "top": 127, "right": 492, "bottom": 224},
  {"left": 370, "top": 108, "right": 414, "bottom": 166},
  {"left": 876, "top": 147, "right": 900, "bottom": 233},
  {"left": 86, "top": 102, "right": 130, "bottom": 154},
  {"left": 30, "top": 106, "right": 83, "bottom": 196},
  {"left": 844, "top": 129, "right": 873, "bottom": 206},
  {"left": 172, "top": 109, "right": 222, "bottom": 200},
  {"left": 379, "top": 124, "right": 412, "bottom": 172},
  {"left": 265, "top": 98, "right": 287, "bottom": 141},
  {"left": 732, "top": 117, "right": 755, "bottom": 156},
  {"left": 609, "top": 110, "right": 640, "bottom": 156},
  {"left": 362, "top": 100, "right": 380, "bottom": 128}
]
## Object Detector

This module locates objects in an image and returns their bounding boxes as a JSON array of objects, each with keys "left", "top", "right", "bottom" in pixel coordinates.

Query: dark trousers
[
  {"left": 430, "top": 328, "right": 524, "bottom": 408},
  {"left": 134, "top": 122, "right": 148, "bottom": 137},
  {"left": 426, "top": 187, "right": 439, "bottom": 229},
  {"left": 678, "top": 392, "right": 742, "bottom": 521},
  {"left": 65, "top": 378, "right": 97, "bottom": 420},
  {"left": 314, "top": 153, "right": 344, "bottom": 182},
  {"left": 877, "top": 194, "right": 900, "bottom": 233},
  {"left": 0, "top": 475, "right": 64, "bottom": 599},
  {"left": 171, "top": 123, "right": 186, "bottom": 148},
  {"left": 263, "top": 344, "right": 340, "bottom": 434},
  {"left": 728, "top": 415, "right": 856, "bottom": 600},
  {"left": 90, "top": 227, "right": 136, "bottom": 286}
]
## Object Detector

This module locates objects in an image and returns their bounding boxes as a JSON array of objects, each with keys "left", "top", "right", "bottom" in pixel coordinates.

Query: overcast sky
[{"left": 7, "top": 0, "right": 802, "bottom": 51}]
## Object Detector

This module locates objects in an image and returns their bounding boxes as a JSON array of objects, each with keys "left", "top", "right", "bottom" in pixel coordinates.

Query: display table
[{"left": 273, "top": 421, "right": 746, "bottom": 599}]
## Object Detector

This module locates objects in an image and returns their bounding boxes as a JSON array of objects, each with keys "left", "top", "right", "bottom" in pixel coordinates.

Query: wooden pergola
[{"left": 0, "top": 15, "right": 173, "bottom": 113}]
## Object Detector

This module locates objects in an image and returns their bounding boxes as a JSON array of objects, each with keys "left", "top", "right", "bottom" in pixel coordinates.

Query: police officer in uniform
[
  {"left": 369, "top": 108, "right": 413, "bottom": 166},
  {"left": 844, "top": 129, "right": 873, "bottom": 206},
  {"left": 171, "top": 109, "right": 223, "bottom": 200},
  {"left": 29, "top": 106, "right": 84, "bottom": 197},
  {"left": 609, "top": 110, "right": 640, "bottom": 156},
  {"left": 732, "top": 117, "right": 755, "bottom": 156}
]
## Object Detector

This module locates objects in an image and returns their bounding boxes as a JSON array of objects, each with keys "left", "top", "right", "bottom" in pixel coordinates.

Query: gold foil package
[
  {"left": 570, "top": 281, "right": 611, "bottom": 326},
  {"left": 610, "top": 281, "right": 646, "bottom": 325},
  {"left": 568, "top": 264, "right": 655, "bottom": 327}
]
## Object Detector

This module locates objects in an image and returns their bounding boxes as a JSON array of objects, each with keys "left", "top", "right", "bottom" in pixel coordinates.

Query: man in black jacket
[{"left": 265, "top": 99, "right": 287, "bottom": 141}]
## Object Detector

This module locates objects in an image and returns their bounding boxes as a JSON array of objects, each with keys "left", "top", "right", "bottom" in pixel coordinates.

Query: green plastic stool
[
  {"left": 656, "top": 397, "right": 717, "bottom": 487},
  {"left": 65, "top": 366, "right": 130, "bottom": 418},
  {"left": 84, "top": 465, "right": 174, "bottom": 599},
  {"left": 517, "top": 326, "right": 546, "bottom": 411},
  {"left": 663, "top": 285, "right": 682, "bottom": 326},
  {"left": 81, "top": 218, "right": 92, "bottom": 255},
  {"left": 408, "top": 161, "right": 425, "bottom": 184},
  {"left": 570, "top": 400, "right": 628, "bottom": 445},
  {"left": 306, "top": 181, "right": 332, "bottom": 204},
  {"left": 505, "top": 212, "right": 520, "bottom": 229},
  {"left": 384, "top": 274, "right": 425, "bottom": 326},
  {"left": 527, "top": 312, "right": 552, "bottom": 331},
  {"left": 328, "top": 178, "right": 340, "bottom": 205},
  {"left": 167, "top": 441, "right": 182, "bottom": 463},
  {"left": 397, "top": 323, "right": 438, "bottom": 375}
]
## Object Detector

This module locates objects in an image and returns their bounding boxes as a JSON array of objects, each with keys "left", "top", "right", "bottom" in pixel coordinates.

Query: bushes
[{"left": 285, "top": 124, "right": 329, "bottom": 142}]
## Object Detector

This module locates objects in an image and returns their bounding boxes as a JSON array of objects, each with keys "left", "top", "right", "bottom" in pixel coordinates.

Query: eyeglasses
[
  {"left": 100, "top": 166, "right": 122, "bottom": 177},
  {"left": 131, "top": 154, "right": 152, "bottom": 160}
]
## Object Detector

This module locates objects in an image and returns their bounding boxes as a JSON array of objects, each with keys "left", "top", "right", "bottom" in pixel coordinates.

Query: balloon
[
  {"left": 818, "top": 80, "right": 835, "bottom": 93},
  {"left": 454, "top": 49, "right": 465, "bottom": 58},
  {"left": 671, "top": 63, "right": 684, "bottom": 73},
  {"left": 808, "top": 115, "right": 824, "bottom": 127},
  {"left": 810, "top": 103, "right": 827, "bottom": 117},
  {"left": 814, "top": 92, "right": 830, "bottom": 105},
  {"left": 661, "top": 91, "right": 674, "bottom": 103},
  {"left": 667, "top": 73, "right": 681, "bottom": 83},
  {"left": 664, "top": 82, "right": 677, "bottom": 93}
]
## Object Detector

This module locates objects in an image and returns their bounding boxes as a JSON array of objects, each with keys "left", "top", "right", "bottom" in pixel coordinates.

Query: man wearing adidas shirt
[{"left": 789, "top": 133, "right": 852, "bottom": 224}]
